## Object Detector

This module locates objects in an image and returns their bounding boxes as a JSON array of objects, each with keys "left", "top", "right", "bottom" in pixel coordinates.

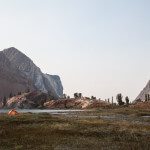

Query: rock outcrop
[
  {"left": 6, "top": 91, "right": 48, "bottom": 109},
  {"left": 135, "top": 80, "right": 150, "bottom": 102},
  {"left": 44, "top": 99, "right": 111, "bottom": 109},
  {"left": 4, "top": 93, "right": 110, "bottom": 109},
  {"left": 0, "top": 47, "right": 63, "bottom": 101}
]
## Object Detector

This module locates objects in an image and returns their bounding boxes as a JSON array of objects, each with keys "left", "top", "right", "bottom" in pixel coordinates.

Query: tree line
[{"left": 63, "top": 92, "right": 130, "bottom": 106}]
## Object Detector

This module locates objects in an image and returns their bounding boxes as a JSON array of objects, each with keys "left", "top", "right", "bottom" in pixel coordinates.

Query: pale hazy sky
[{"left": 0, "top": 0, "right": 150, "bottom": 101}]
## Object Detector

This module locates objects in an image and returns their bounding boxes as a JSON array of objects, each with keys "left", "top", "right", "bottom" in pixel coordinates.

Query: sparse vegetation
[
  {"left": 26, "top": 88, "right": 30, "bottom": 93},
  {"left": 2, "top": 96, "right": 6, "bottom": 106},
  {"left": 91, "top": 96, "right": 96, "bottom": 100},
  {"left": 74, "top": 92, "right": 82, "bottom": 99},
  {"left": 18, "top": 92, "right": 22, "bottom": 95},
  {"left": 62, "top": 94, "right": 67, "bottom": 99},
  {"left": 125, "top": 96, "right": 129, "bottom": 105},
  {"left": 116, "top": 93, "right": 124, "bottom": 106},
  {"left": 67, "top": 96, "right": 70, "bottom": 99},
  {"left": 9, "top": 92, "right": 13, "bottom": 98},
  {"left": 74, "top": 93, "right": 78, "bottom": 99},
  {"left": 0, "top": 107, "right": 149, "bottom": 150},
  {"left": 145, "top": 94, "right": 150, "bottom": 101}
]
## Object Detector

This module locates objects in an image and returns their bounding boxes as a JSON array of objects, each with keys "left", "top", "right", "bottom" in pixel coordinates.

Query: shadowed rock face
[
  {"left": 0, "top": 47, "right": 63, "bottom": 101},
  {"left": 0, "top": 51, "right": 34, "bottom": 100}
]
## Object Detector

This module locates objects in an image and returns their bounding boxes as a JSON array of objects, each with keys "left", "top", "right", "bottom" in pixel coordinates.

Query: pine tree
[
  {"left": 125, "top": 96, "right": 129, "bottom": 105},
  {"left": 116, "top": 93, "right": 124, "bottom": 106},
  {"left": 3, "top": 96, "right": 6, "bottom": 106},
  {"left": 9, "top": 92, "right": 13, "bottom": 98}
]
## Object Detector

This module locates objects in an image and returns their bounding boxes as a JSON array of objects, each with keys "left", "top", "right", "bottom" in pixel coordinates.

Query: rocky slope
[
  {"left": 135, "top": 80, "right": 150, "bottom": 101},
  {"left": 5, "top": 91, "right": 48, "bottom": 109},
  {"left": 1, "top": 93, "right": 110, "bottom": 109},
  {"left": 0, "top": 47, "right": 63, "bottom": 100},
  {"left": 130, "top": 101, "right": 150, "bottom": 109},
  {"left": 44, "top": 99, "right": 111, "bottom": 109}
]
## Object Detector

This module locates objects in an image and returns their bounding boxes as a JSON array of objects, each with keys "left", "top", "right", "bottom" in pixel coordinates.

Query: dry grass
[{"left": 0, "top": 108, "right": 150, "bottom": 150}]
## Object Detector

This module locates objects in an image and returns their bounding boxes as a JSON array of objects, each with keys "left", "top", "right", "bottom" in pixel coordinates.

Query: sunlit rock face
[
  {"left": 0, "top": 47, "right": 63, "bottom": 100},
  {"left": 6, "top": 91, "right": 48, "bottom": 109},
  {"left": 135, "top": 80, "right": 150, "bottom": 102},
  {"left": 44, "top": 98, "right": 111, "bottom": 109},
  {"left": 43, "top": 74, "right": 63, "bottom": 98}
]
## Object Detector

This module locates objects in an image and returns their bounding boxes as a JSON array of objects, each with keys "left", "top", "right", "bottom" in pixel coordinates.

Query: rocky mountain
[
  {"left": 135, "top": 80, "right": 150, "bottom": 101},
  {"left": 0, "top": 47, "right": 63, "bottom": 100},
  {"left": 0, "top": 51, "right": 34, "bottom": 100}
]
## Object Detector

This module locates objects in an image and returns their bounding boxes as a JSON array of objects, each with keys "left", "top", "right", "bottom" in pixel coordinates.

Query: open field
[{"left": 0, "top": 108, "right": 150, "bottom": 150}]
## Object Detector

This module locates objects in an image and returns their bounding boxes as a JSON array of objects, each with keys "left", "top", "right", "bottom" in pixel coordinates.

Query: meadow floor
[{"left": 0, "top": 108, "right": 150, "bottom": 150}]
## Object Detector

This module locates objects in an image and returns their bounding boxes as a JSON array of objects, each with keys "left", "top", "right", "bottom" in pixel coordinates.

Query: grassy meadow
[{"left": 0, "top": 108, "right": 150, "bottom": 150}]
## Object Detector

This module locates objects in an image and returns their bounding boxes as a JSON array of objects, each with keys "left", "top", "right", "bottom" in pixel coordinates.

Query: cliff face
[
  {"left": 43, "top": 74, "right": 63, "bottom": 98},
  {"left": 0, "top": 47, "right": 63, "bottom": 100},
  {"left": 135, "top": 80, "right": 150, "bottom": 101}
]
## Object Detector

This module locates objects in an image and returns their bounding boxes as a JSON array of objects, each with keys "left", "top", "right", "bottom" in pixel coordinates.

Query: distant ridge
[{"left": 135, "top": 80, "right": 150, "bottom": 101}]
